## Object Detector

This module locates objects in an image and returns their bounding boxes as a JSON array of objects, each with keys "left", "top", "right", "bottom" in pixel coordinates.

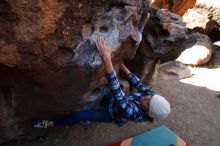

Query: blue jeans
[{"left": 53, "top": 96, "right": 112, "bottom": 126}]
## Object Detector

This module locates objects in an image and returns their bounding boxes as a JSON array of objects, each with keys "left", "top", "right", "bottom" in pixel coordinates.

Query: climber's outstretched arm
[{"left": 95, "top": 37, "right": 141, "bottom": 120}]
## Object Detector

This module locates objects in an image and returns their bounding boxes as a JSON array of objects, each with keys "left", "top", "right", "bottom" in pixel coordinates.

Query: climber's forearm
[
  {"left": 103, "top": 56, "right": 114, "bottom": 73},
  {"left": 121, "top": 64, "right": 131, "bottom": 75}
]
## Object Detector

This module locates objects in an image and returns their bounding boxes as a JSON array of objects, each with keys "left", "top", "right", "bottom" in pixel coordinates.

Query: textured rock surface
[
  {"left": 183, "top": 0, "right": 220, "bottom": 42},
  {"left": 151, "top": 0, "right": 196, "bottom": 16},
  {"left": 128, "top": 8, "right": 188, "bottom": 84},
  {"left": 0, "top": 0, "right": 149, "bottom": 142}
]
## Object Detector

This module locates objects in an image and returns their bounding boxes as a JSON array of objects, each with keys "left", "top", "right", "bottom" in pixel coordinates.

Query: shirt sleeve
[
  {"left": 127, "top": 72, "right": 155, "bottom": 95},
  {"left": 105, "top": 71, "right": 140, "bottom": 120}
]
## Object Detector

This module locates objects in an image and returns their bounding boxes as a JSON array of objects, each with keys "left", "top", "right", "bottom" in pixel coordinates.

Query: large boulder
[
  {"left": 176, "top": 33, "right": 213, "bottom": 66},
  {"left": 128, "top": 8, "right": 188, "bottom": 84},
  {"left": 0, "top": 0, "right": 149, "bottom": 142},
  {"left": 128, "top": 8, "right": 213, "bottom": 85}
]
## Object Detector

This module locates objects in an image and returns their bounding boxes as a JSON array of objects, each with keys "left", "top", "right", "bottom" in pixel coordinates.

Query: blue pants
[{"left": 53, "top": 96, "right": 112, "bottom": 126}]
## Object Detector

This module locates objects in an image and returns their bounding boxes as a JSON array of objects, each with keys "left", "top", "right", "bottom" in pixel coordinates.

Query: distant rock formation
[
  {"left": 183, "top": 0, "right": 220, "bottom": 42},
  {"left": 150, "top": 0, "right": 196, "bottom": 16}
]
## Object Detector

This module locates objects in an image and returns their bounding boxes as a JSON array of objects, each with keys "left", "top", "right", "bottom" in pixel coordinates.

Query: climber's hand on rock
[
  {"left": 95, "top": 37, "right": 111, "bottom": 61},
  {"left": 96, "top": 37, "right": 114, "bottom": 73}
]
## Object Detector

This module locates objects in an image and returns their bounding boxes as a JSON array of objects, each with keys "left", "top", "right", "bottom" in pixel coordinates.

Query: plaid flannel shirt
[{"left": 105, "top": 71, "right": 155, "bottom": 126}]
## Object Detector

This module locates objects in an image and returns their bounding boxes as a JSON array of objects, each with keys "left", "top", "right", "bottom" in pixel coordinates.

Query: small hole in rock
[{"left": 99, "top": 25, "right": 109, "bottom": 33}]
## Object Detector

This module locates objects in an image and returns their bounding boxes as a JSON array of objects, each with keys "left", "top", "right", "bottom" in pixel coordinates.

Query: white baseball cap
[{"left": 148, "top": 94, "right": 170, "bottom": 119}]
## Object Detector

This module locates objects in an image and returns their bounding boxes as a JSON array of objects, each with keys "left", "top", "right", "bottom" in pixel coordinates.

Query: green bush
[{"left": 212, "top": 11, "right": 220, "bottom": 26}]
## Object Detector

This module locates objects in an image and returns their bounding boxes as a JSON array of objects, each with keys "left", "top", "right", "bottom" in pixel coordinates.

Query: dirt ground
[{"left": 3, "top": 67, "right": 220, "bottom": 146}]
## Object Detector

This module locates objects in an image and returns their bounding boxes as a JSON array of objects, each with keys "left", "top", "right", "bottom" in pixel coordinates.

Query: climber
[{"left": 33, "top": 37, "right": 170, "bottom": 128}]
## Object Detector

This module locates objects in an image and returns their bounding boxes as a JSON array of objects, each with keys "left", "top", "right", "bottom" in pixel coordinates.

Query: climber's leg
[
  {"left": 99, "top": 96, "right": 111, "bottom": 107},
  {"left": 33, "top": 108, "right": 112, "bottom": 128}
]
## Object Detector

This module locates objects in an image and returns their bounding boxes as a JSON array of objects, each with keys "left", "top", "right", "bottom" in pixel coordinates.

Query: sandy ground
[{"left": 3, "top": 67, "right": 220, "bottom": 146}]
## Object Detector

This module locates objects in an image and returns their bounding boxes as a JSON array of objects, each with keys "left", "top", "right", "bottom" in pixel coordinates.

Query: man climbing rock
[{"left": 34, "top": 37, "right": 170, "bottom": 128}]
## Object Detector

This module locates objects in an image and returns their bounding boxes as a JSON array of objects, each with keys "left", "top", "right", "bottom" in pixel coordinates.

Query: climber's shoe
[{"left": 33, "top": 120, "right": 49, "bottom": 128}]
